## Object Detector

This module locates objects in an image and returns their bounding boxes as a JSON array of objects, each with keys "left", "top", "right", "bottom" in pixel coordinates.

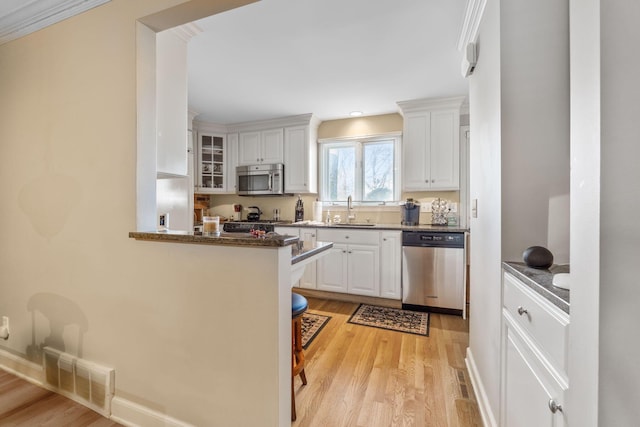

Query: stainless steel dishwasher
[{"left": 401, "top": 231, "right": 466, "bottom": 316}]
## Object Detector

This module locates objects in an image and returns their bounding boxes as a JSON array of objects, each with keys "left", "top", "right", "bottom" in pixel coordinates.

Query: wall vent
[{"left": 43, "top": 347, "right": 115, "bottom": 416}]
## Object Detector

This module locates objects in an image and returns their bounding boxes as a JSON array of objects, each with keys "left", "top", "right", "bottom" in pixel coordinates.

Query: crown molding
[
  {"left": 397, "top": 96, "right": 466, "bottom": 116},
  {"left": 170, "top": 22, "right": 203, "bottom": 43},
  {"left": 0, "top": 0, "right": 111, "bottom": 45},
  {"left": 457, "top": 0, "right": 487, "bottom": 51}
]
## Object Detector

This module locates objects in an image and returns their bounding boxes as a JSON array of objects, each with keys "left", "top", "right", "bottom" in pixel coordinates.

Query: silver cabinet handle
[
  {"left": 342, "top": 250, "right": 347, "bottom": 253},
  {"left": 383, "top": 238, "right": 387, "bottom": 241},
  {"left": 311, "top": 234, "right": 315, "bottom": 238},
  {"left": 348, "top": 251, "right": 352, "bottom": 254},
  {"left": 548, "top": 399, "right": 563, "bottom": 414},
  {"left": 517, "top": 306, "right": 528, "bottom": 316},
  {"left": 345, "top": 236, "right": 349, "bottom": 239}
]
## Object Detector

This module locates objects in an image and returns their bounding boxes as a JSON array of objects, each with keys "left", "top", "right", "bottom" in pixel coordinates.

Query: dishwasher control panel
[{"left": 402, "top": 231, "right": 464, "bottom": 248}]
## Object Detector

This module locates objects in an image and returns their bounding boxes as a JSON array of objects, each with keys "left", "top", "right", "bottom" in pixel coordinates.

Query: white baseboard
[
  {"left": 111, "top": 397, "right": 195, "bottom": 427},
  {"left": 0, "top": 349, "right": 192, "bottom": 427},
  {"left": 466, "top": 347, "right": 498, "bottom": 427},
  {"left": 0, "top": 348, "right": 44, "bottom": 385}
]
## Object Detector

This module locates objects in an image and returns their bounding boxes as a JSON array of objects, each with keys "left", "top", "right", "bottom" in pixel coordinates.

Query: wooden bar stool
[{"left": 291, "top": 292, "right": 308, "bottom": 421}]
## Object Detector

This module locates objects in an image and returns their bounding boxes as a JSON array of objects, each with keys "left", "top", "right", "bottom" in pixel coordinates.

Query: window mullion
[{"left": 355, "top": 142, "right": 364, "bottom": 202}]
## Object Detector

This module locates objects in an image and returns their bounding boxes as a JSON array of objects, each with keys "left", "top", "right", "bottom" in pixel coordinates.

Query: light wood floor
[
  {"left": 0, "top": 369, "right": 121, "bottom": 426},
  {"left": 293, "top": 298, "right": 482, "bottom": 427}
]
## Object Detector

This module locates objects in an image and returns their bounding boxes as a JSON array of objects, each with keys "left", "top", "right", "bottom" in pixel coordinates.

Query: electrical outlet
[
  {"left": 158, "top": 213, "right": 169, "bottom": 231},
  {"left": 421, "top": 200, "right": 433, "bottom": 212},
  {"left": 0, "top": 316, "right": 9, "bottom": 340},
  {"left": 449, "top": 202, "right": 458, "bottom": 213}
]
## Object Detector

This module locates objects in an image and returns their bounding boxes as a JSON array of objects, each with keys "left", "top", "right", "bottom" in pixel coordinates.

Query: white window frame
[{"left": 318, "top": 133, "right": 401, "bottom": 205}]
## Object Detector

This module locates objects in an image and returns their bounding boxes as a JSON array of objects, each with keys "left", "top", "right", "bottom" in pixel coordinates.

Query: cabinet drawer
[
  {"left": 316, "top": 229, "right": 379, "bottom": 245},
  {"left": 503, "top": 272, "right": 570, "bottom": 372}
]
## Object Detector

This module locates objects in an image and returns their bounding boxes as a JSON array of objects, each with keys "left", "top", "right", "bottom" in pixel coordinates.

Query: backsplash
[{"left": 203, "top": 191, "right": 461, "bottom": 225}]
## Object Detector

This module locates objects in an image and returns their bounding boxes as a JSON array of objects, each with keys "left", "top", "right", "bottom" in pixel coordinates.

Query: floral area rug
[
  {"left": 301, "top": 313, "right": 331, "bottom": 349},
  {"left": 348, "top": 304, "right": 429, "bottom": 336}
]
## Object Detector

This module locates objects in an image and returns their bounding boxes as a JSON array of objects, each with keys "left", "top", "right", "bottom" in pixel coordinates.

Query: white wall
[
  {"left": 467, "top": 0, "right": 502, "bottom": 423},
  {"left": 500, "top": 0, "right": 570, "bottom": 263},
  {"left": 567, "top": 0, "right": 600, "bottom": 424},
  {"left": 598, "top": 1, "right": 640, "bottom": 424},
  {"left": 467, "top": 0, "right": 570, "bottom": 424}
]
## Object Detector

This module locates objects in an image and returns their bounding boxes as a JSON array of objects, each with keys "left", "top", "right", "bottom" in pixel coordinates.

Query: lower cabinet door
[
  {"left": 502, "top": 319, "right": 567, "bottom": 427},
  {"left": 347, "top": 244, "right": 379, "bottom": 296},
  {"left": 317, "top": 244, "right": 348, "bottom": 293}
]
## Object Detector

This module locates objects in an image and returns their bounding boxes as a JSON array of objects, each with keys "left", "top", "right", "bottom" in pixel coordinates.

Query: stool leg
[{"left": 292, "top": 315, "right": 308, "bottom": 421}]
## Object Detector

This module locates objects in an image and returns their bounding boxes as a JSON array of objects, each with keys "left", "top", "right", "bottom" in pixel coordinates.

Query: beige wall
[
  {"left": 317, "top": 112, "right": 403, "bottom": 139},
  {"left": 0, "top": 1, "right": 291, "bottom": 426}
]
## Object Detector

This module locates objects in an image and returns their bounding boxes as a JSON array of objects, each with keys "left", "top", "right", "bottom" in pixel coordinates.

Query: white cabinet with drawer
[
  {"left": 275, "top": 227, "right": 317, "bottom": 289},
  {"left": 316, "top": 229, "right": 380, "bottom": 297},
  {"left": 500, "top": 271, "right": 569, "bottom": 427}
]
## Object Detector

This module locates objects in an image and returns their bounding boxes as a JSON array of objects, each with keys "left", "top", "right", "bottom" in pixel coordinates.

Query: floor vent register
[{"left": 43, "top": 347, "right": 114, "bottom": 416}]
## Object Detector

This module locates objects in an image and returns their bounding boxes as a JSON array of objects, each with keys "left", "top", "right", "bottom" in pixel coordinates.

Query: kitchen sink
[{"left": 333, "top": 223, "right": 376, "bottom": 227}]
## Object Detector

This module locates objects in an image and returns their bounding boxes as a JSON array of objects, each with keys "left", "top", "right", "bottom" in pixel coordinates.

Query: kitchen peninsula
[{"left": 128, "top": 231, "right": 332, "bottom": 426}]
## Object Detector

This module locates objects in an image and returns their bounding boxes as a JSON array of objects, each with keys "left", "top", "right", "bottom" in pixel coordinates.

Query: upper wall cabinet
[
  {"left": 195, "top": 132, "right": 227, "bottom": 193},
  {"left": 228, "top": 114, "right": 319, "bottom": 193},
  {"left": 156, "top": 29, "right": 188, "bottom": 177},
  {"left": 398, "top": 97, "right": 465, "bottom": 191},
  {"left": 284, "top": 116, "right": 320, "bottom": 193},
  {"left": 238, "top": 129, "right": 284, "bottom": 165}
]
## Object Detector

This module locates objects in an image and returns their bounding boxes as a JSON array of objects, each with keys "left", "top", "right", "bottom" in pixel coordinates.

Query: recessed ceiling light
[{"left": 349, "top": 111, "right": 363, "bottom": 117}]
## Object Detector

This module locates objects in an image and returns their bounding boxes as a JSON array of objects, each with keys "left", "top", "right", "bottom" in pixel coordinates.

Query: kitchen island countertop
[
  {"left": 129, "top": 230, "right": 299, "bottom": 247},
  {"left": 503, "top": 261, "right": 570, "bottom": 314},
  {"left": 291, "top": 240, "right": 333, "bottom": 265}
]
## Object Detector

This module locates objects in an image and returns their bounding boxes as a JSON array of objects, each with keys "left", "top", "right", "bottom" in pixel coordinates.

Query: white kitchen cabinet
[
  {"left": 316, "top": 229, "right": 380, "bottom": 297},
  {"left": 379, "top": 231, "right": 402, "bottom": 299},
  {"left": 298, "top": 228, "right": 318, "bottom": 289},
  {"left": 500, "top": 271, "right": 569, "bottom": 427},
  {"left": 274, "top": 226, "right": 317, "bottom": 289},
  {"left": 226, "top": 132, "right": 238, "bottom": 193},
  {"left": 398, "top": 97, "right": 464, "bottom": 191},
  {"left": 156, "top": 30, "right": 188, "bottom": 177},
  {"left": 316, "top": 243, "right": 348, "bottom": 293},
  {"left": 195, "top": 133, "right": 227, "bottom": 193},
  {"left": 238, "top": 129, "right": 284, "bottom": 165},
  {"left": 284, "top": 123, "right": 319, "bottom": 193}
]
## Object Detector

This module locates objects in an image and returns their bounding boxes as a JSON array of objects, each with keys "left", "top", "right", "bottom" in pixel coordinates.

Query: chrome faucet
[{"left": 347, "top": 195, "right": 356, "bottom": 223}]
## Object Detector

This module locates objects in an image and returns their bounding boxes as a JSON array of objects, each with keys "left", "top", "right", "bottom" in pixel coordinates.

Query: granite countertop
[
  {"left": 129, "top": 230, "right": 299, "bottom": 247},
  {"left": 291, "top": 241, "right": 333, "bottom": 265},
  {"left": 503, "top": 261, "right": 570, "bottom": 314},
  {"left": 279, "top": 221, "right": 469, "bottom": 233}
]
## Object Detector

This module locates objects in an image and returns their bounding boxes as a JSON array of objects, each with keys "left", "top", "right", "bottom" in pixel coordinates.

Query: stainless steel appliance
[
  {"left": 401, "top": 231, "right": 465, "bottom": 316},
  {"left": 236, "top": 164, "right": 287, "bottom": 196}
]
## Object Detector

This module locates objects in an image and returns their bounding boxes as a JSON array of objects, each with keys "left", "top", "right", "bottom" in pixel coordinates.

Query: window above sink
[{"left": 318, "top": 134, "right": 401, "bottom": 204}]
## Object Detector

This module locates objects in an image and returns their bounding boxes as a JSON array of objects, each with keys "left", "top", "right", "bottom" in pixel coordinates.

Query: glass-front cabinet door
[{"left": 197, "top": 133, "right": 225, "bottom": 193}]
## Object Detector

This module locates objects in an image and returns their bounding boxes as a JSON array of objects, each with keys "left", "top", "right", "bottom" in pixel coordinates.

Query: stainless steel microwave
[{"left": 236, "top": 164, "right": 286, "bottom": 196}]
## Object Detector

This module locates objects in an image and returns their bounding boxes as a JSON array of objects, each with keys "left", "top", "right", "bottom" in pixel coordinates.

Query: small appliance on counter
[
  {"left": 400, "top": 198, "right": 420, "bottom": 226},
  {"left": 247, "top": 206, "right": 262, "bottom": 221}
]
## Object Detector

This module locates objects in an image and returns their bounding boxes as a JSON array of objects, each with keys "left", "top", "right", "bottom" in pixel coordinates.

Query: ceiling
[
  {"left": 188, "top": 0, "right": 469, "bottom": 124},
  {"left": 0, "top": 0, "right": 469, "bottom": 125}
]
